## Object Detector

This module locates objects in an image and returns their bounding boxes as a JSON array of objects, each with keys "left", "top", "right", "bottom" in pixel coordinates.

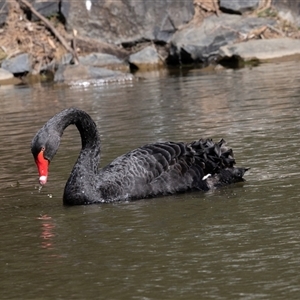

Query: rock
[
  {"left": 60, "top": 0, "right": 194, "bottom": 44},
  {"left": 273, "top": 0, "right": 300, "bottom": 25},
  {"left": 29, "top": 0, "right": 60, "bottom": 21},
  {"left": 54, "top": 64, "right": 134, "bottom": 84},
  {"left": 219, "top": 38, "right": 300, "bottom": 63},
  {"left": 0, "top": 68, "right": 14, "bottom": 80},
  {"left": 168, "top": 14, "right": 276, "bottom": 65},
  {"left": 0, "top": 0, "right": 8, "bottom": 26},
  {"left": 220, "top": 0, "right": 260, "bottom": 14},
  {"left": 1, "top": 53, "right": 32, "bottom": 74},
  {"left": 79, "top": 53, "right": 129, "bottom": 71},
  {"left": 74, "top": 36, "right": 129, "bottom": 59},
  {"left": 129, "top": 46, "right": 163, "bottom": 70}
]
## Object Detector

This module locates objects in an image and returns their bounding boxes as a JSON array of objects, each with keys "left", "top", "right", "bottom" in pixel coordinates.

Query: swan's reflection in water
[{"left": 38, "top": 215, "right": 55, "bottom": 250}]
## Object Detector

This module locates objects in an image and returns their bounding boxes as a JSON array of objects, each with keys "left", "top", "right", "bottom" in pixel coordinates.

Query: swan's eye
[{"left": 36, "top": 146, "right": 46, "bottom": 159}]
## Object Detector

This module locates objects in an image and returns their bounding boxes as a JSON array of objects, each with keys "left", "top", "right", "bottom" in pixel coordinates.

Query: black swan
[{"left": 31, "top": 108, "right": 248, "bottom": 205}]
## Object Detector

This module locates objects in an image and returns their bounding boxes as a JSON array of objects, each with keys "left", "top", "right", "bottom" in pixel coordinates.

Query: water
[{"left": 1, "top": 62, "right": 300, "bottom": 299}]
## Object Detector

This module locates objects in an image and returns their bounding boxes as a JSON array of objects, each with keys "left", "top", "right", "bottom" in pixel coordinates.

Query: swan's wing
[
  {"left": 100, "top": 140, "right": 236, "bottom": 200},
  {"left": 102, "top": 142, "right": 189, "bottom": 180}
]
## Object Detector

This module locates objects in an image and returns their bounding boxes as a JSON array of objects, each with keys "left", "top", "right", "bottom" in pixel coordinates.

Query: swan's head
[{"left": 31, "top": 126, "right": 61, "bottom": 185}]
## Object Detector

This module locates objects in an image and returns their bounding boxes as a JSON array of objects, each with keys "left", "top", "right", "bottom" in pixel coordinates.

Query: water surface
[{"left": 1, "top": 62, "right": 300, "bottom": 299}]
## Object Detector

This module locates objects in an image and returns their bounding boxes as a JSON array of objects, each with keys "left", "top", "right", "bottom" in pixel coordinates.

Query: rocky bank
[{"left": 0, "top": 0, "right": 299, "bottom": 85}]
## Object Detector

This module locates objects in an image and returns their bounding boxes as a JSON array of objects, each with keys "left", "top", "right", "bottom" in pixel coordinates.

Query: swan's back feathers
[{"left": 99, "top": 138, "right": 246, "bottom": 202}]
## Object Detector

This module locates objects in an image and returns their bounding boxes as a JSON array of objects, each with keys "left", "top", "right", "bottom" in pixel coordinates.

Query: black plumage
[{"left": 31, "top": 108, "right": 248, "bottom": 205}]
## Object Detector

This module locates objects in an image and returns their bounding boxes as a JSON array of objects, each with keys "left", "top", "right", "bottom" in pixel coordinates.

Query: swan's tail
[
  {"left": 189, "top": 139, "right": 249, "bottom": 189},
  {"left": 205, "top": 167, "right": 250, "bottom": 190}
]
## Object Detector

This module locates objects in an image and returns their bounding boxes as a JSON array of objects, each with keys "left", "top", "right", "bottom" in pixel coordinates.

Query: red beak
[{"left": 35, "top": 150, "right": 49, "bottom": 185}]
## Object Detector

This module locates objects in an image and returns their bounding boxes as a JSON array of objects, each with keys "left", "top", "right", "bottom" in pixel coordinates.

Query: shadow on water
[{"left": 1, "top": 62, "right": 300, "bottom": 299}]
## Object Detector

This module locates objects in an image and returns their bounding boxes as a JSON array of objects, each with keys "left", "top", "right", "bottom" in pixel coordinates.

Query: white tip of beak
[{"left": 39, "top": 176, "right": 48, "bottom": 185}]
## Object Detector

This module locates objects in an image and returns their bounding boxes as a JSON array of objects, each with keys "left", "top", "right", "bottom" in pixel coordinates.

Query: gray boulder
[
  {"left": 0, "top": 0, "right": 8, "bottom": 26},
  {"left": 0, "top": 68, "right": 13, "bottom": 80},
  {"left": 79, "top": 53, "right": 128, "bottom": 71},
  {"left": 129, "top": 46, "right": 163, "bottom": 69},
  {"left": 169, "top": 14, "right": 276, "bottom": 64},
  {"left": 54, "top": 64, "right": 133, "bottom": 83},
  {"left": 60, "top": 0, "right": 194, "bottom": 44},
  {"left": 28, "top": 0, "right": 60, "bottom": 21},
  {"left": 219, "top": 38, "right": 300, "bottom": 62},
  {"left": 1, "top": 53, "right": 32, "bottom": 74},
  {"left": 220, "top": 0, "right": 260, "bottom": 14}
]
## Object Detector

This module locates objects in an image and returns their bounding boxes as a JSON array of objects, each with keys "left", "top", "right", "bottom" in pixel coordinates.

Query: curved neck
[
  {"left": 53, "top": 108, "right": 101, "bottom": 205},
  {"left": 52, "top": 108, "right": 101, "bottom": 179},
  {"left": 55, "top": 108, "right": 100, "bottom": 152}
]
